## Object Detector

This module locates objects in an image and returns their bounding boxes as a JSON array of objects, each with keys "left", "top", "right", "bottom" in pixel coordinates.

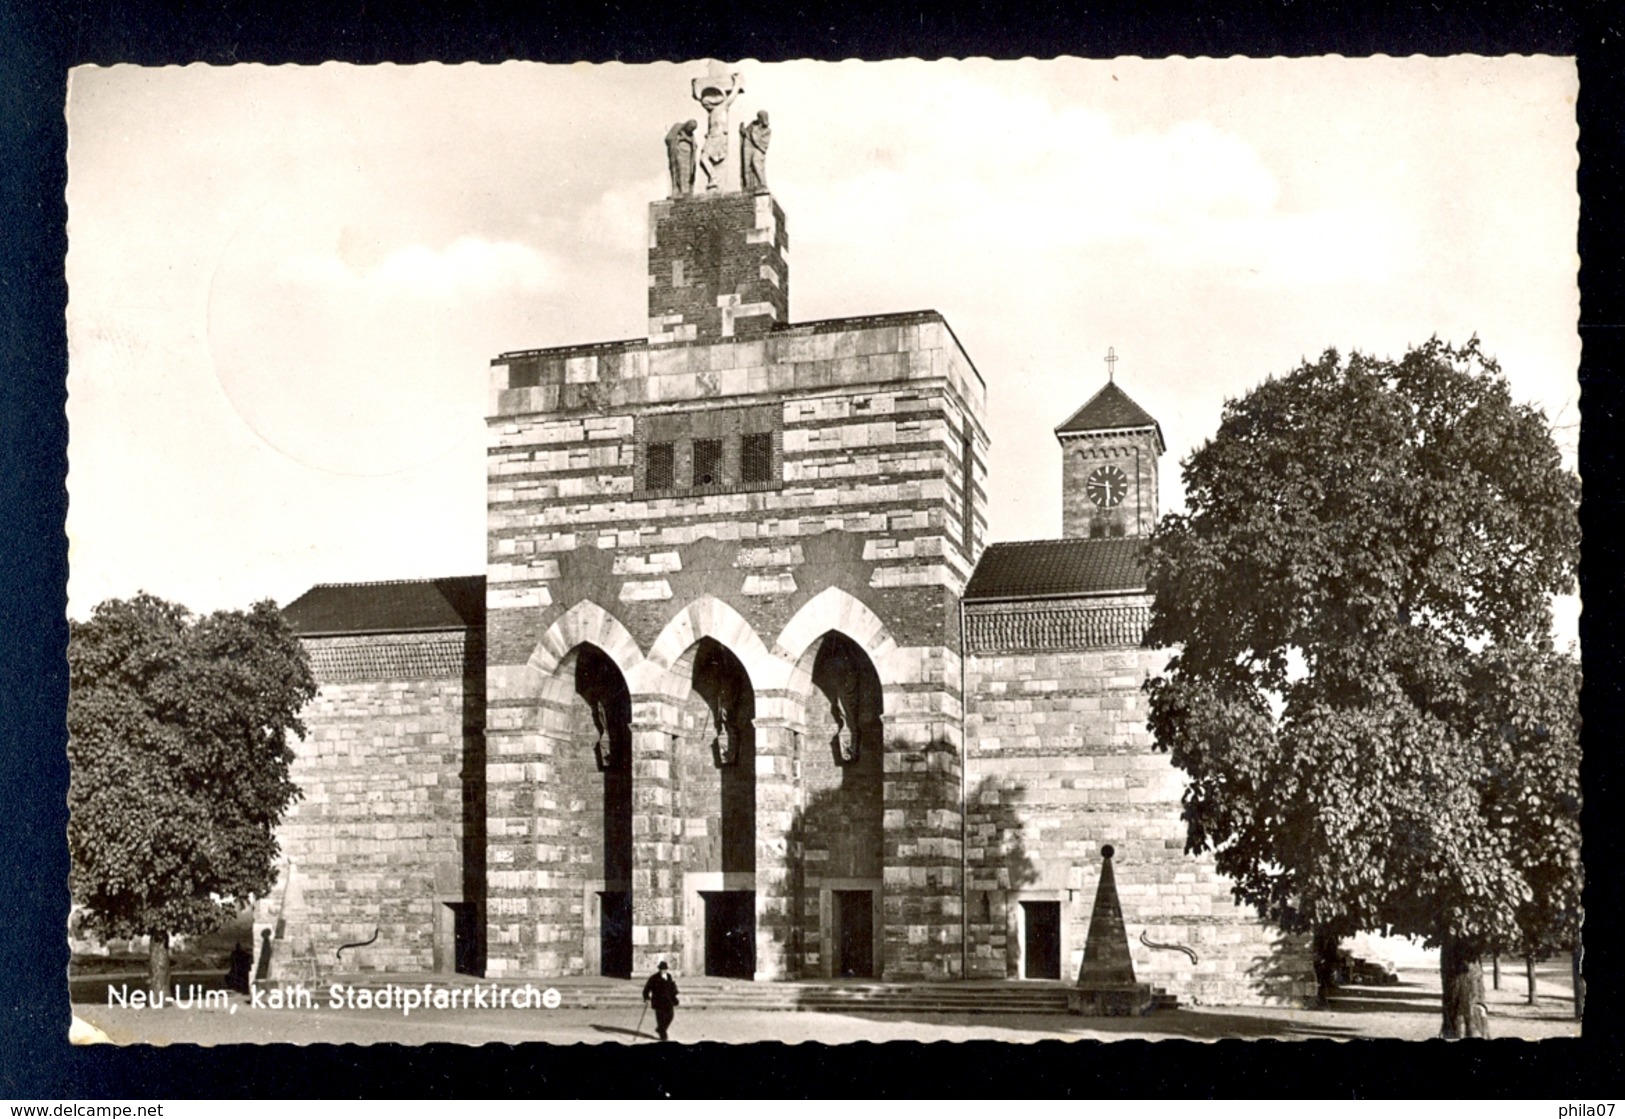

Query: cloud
[
  {"left": 783, "top": 75, "right": 1399, "bottom": 288},
  {"left": 276, "top": 234, "right": 561, "bottom": 300},
  {"left": 207, "top": 219, "right": 544, "bottom": 476},
  {"left": 582, "top": 173, "right": 668, "bottom": 253}
]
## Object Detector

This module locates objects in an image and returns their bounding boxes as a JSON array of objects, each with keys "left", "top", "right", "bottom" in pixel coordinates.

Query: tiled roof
[
  {"left": 282, "top": 576, "right": 486, "bottom": 636},
  {"left": 1055, "top": 382, "right": 1165, "bottom": 451},
  {"left": 963, "top": 538, "right": 1147, "bottom": 601}
]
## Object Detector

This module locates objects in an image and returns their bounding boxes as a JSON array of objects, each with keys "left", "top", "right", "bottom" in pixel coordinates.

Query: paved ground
[{"left": 72, "top": 959, "right": 1582, "bottom": 1046}]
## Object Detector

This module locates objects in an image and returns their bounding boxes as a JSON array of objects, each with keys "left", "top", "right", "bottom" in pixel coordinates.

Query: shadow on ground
[
  {"left": 1322, "top": 982, "right": 1440, "bottom": 1015},
  {"left": 826, "top": 1008, "right": 1359, "bottom": 1040},
  {"left": 589, "top": 1024, "right": 654, "bottom": 1040}
]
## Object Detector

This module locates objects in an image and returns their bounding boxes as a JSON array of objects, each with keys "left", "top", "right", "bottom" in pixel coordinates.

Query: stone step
[
  {"left": 259, "top": 968, "right": 1181, "bottom": 1015},
  {"left": 306, "top": 974, "right": 1094, "bottom": 1015}
]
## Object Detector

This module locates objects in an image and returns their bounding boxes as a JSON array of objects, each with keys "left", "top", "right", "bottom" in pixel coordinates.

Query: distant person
[
  {"left": 641, "top": 960, "right": 680, "bottom": 1041},
  {"left": 226, "top": 941, "right": 253, "bottom": 994},
  {"left": 254, "top": 927, "right": 274, "bottom": 984}
]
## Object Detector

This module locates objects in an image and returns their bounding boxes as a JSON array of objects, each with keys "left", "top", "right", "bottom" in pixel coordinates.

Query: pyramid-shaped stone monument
[{"left": 1068, "top": 845, "right": 1155, "bottom": 1015}]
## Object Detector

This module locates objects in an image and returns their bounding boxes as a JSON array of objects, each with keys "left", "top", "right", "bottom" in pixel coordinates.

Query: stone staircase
[{"left": 319, "top": 973, "right": 1179, "bottom": 1015}]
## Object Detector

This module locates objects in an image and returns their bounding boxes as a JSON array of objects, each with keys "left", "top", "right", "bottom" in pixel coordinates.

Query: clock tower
[{"left": 1055, "top": 365, "right": 1165, "bottom": 540}]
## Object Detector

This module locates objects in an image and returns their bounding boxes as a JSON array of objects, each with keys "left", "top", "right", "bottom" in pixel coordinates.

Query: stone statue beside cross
[
  {"left": 739, "top": 110, "right": 770, "bottom": 192},
  {"left": 666, "top": 63, "right": 769, "bottom": 197}
]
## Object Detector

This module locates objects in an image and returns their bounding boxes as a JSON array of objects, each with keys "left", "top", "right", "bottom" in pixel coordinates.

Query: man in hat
[{"left": 641, "top": 960, "right": 680, "bottom": 1041}]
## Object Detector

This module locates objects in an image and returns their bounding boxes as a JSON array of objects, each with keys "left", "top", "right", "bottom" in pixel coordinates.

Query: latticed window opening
[
  {"left": 741, "top": 432, "right": 774, "bottom": 483},
  {"left": 647, "top": 442, "right": 675, "bottom": 489},
  {"left": 637, "top": 403, "right": 781, "bottom": 495},
  {"left": 692, "top": 438, "right": 724, "bottom": 486}
]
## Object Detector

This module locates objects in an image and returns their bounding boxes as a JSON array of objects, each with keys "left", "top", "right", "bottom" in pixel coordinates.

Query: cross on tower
[
  {"left": 691, "top": 62, "right": 744, "bottom": 193},
  {"left": 1105, "top": 346, "right": 1118, "bottom": 382}
]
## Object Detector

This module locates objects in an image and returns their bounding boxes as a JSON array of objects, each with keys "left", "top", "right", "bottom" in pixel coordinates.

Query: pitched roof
[
  {"left": 282, "top": 576, "right": 486, "bottom": 636},
  {"left": 963, "top": 538, "right": 1148, "bottom": 601},
  {"left": 1055, "top": 381, "right": 1165, "bottom": 451}
]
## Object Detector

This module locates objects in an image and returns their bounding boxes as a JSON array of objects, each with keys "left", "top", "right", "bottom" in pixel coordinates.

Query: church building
[{"left": 263, "top": 71, "right": 1308, "bottom": 1005}]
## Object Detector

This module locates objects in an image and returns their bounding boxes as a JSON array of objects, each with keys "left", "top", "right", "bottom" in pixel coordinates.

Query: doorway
[
  {"left": 1022, "top": 901, "right": 1062, "bottom": 979},
  {"left": 438, "top": 902, "right": 480, "bottom": 976},
  {"left": 832, "top": 890, "right": 875, "bottom": 978},
  {"left": 702, "top": 890, "right": 755, "bottom": 979},
  {"left": 599, "top": 891, "right": 632, "bottom": 979}
]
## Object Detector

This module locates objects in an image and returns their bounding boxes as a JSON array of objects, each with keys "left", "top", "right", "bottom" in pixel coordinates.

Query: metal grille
[
  {"left": 692, "top": 438, "right": 723, "bottom": 486},
  {"left": 647, "top": 442, "right": 675, "bottom": 489},
  {"left": 741, "top": 432, "right": 774, "bottom": 483}
]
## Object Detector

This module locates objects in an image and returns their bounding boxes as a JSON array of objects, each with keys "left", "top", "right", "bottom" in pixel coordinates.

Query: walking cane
[{"left": 635, "top": 1000, "right": 649, "bottom": 1041}]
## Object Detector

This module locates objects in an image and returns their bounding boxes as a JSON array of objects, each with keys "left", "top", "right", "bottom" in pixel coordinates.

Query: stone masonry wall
[
  {"left": 263, "top": 632, "right": 483, "bottom": 977},
  {"left": 487, "top": 313, "right": 986, "bottom": 649},
  {"left": 963, "top": 597, "right": 1312, "bottom": 1005},
  {"left": 496, "top": 668, "right": 614, "bottom": 977},
  {"left": 484, "top": 311, "right": 986, "bottom": 980}
]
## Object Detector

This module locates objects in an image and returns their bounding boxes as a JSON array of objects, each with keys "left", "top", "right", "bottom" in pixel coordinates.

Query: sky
[{"left": 64, "top": 57, "right": 1581, "bottom": 640}]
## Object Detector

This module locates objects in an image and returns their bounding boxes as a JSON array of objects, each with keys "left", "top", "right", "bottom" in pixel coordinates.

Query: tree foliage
[
  {"left": 1142, "top": 340, "right": 1580, "bottom": 993},
  {"left": 68, "top": 594, "right": 316, "bottom": 950}
]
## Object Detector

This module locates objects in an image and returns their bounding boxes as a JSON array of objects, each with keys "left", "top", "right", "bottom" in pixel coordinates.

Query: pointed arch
[
  {"left": 528, "top": 599, "right": 643, "bottom": 681},
  {"left": 774, "top": 587, "right": 900, "bottom": 679},
  {"left": 645, "top": 595, "right": 784, "bottom": 694}
]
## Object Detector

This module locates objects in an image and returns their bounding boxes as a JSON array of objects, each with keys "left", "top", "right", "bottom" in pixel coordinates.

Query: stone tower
[
  {"left": 648, "top": 63, "right": 789, "bottom": 345},
  {"left": 478, "top": 70, "right": 988, "bottom": 982},
  {"left": 1055, "top": 379, "right": 1165, "bottom": 539}
]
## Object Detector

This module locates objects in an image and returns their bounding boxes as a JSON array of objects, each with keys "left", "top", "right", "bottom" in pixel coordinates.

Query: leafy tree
[
  {"left": 1475, "top": 647, "right": 1582, "bottom": 1003},
  {"left": 68, "top": 594, "right": 316, "bottom": 994},
  {"left": 1142, "top": 339, "right": 1580, "bottom": 1037}
]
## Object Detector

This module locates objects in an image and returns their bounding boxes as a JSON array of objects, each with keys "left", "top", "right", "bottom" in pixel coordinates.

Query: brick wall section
[
  {"left": 1059, "top": 427, "right": 1161, "bottom": 539},
  {"left": 647, "top": 192, "right": 788, "bottom": 343},
  {"left": 963, "top": 596, "right": 1312, "bottom": 1005},
  {"left": 263, "top": 631, "right": 483, "bottom": 976}
]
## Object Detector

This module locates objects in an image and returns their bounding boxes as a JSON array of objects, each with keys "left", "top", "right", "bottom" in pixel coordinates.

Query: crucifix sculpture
[{"left": 691, "top": 62, "right": 744, "bottom": 193}]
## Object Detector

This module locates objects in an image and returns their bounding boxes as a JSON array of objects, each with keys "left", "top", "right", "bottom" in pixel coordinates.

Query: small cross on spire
[{"left": 1105, "top": 346, "right": 1118, "bottom": 383}]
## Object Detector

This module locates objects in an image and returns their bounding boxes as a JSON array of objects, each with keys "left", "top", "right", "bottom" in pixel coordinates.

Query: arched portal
[
  {"left": 671, "top": 636, "right": 758, "bottom": 978},
  {"left": 796, "top": 630, "right": 885, "bottom": 978},
  {"left": 571, "top": 643, "right": 634, "bottom": 978}
]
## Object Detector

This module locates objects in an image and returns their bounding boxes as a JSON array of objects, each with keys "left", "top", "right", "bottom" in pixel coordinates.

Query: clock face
[{"left": 1087, "top": 465, "right": 1129, "bottom": 508}]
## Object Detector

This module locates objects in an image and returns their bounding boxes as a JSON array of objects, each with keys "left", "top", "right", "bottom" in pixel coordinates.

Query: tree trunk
[
  {"left": 1439, "top": 934, "right": 1490, "bottom": 1038},
  {"left": 1311, "top": 925, "right": 1341, "bottom": 1008},
  {"left": 1491, "top": 951, "right": 1500, "bottom": 989},
  {"left": 148, "top": 931, "right": 172, "bottom": 999},
  {"left": 1526, "top": 954, "right": 1537, "bottom": 1006},
  {"left": 1573, "top": 940, "right": 1585, "bottom": 1020}
]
